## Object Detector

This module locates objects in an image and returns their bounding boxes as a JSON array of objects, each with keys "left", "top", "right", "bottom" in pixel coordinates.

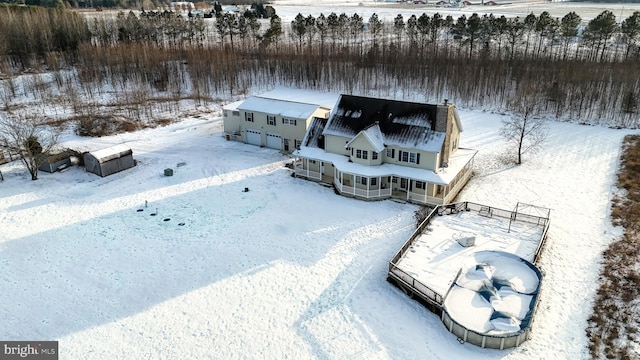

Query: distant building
[{"left": 170, "top": 1, "right": 194, "bottom": 10}]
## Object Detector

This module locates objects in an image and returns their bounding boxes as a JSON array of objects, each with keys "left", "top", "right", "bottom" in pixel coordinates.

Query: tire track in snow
[{"left": 295, "top": 213, "right": 415, "bottom": 360}]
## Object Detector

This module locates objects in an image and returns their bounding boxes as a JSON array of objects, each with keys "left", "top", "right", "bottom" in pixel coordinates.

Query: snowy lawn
[{"left": 0, "top": 107, "right": 634, "bottom": 359}]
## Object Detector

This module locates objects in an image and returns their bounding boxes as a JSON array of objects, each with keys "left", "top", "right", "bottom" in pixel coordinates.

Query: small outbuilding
[
  {"left": 38, "top": 149, "right": 78, "bottom": 173},
  {"left": 83, "top": 144, "right": 135, "bottom": 177}
]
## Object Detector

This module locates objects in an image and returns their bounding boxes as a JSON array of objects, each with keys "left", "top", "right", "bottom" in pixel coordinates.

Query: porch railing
[
  {"left": 407, "top": 191, "right": 445, "bottom": 205},
  {"left": 294, "top": 165, "right": 322, "bottom": 181},
  {"left": 334, "top": 180, "right": 393, "bottom": 199}
]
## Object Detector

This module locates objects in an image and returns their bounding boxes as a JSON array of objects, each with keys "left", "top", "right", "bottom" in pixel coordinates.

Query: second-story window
[
  {"left": 399, "top": 150, "right": 420, "bottom": 164},
  {"left": 386, "top": 148, "right": 395, "bottom": 159},
  {"left": 267, "top": 115, "right": 276, "bottom": 126},
  {"left": 372, "top": 152, "right": 378, "bottom": 160},
  {"left": 245, "top": 112, "right": 254, "bottom": 122},
  {"left": 356, "top": 150, "right": 369, "bottom": 159}
]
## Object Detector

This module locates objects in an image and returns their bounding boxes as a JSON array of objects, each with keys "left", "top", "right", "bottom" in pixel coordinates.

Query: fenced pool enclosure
[{"left": 387, "top": 201, "right": 550, "bottom": 349}]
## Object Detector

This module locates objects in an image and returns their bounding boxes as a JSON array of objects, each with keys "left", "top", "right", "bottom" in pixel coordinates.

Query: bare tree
[
  {"left": 501, "top": 90, "right": 548, "bottom": 165},
  {"left": 0, "top": 114, "right": 61, "bottom": 180}
]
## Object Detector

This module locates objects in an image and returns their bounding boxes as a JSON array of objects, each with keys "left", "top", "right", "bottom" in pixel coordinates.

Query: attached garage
[
  {"left": 266, "top": 132, "right": 281, "bottom": 150},
  {"left": 83, "top": 144, "right": 135, "bottom": 177},
  {"left": 246, "top": 128, "right": 261, "bottom": 146}
]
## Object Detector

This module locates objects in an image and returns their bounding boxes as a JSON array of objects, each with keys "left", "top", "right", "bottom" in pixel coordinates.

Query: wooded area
[{"left": 0, "top": 5, "right": 639, "bottom": 127}]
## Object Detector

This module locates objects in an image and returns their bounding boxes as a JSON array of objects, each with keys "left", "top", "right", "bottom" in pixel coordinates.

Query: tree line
[{"left": 1, "top": 5, "right": 639, "bottom": 128}]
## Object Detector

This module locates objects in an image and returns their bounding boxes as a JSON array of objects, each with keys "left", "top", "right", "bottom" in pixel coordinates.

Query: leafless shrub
[
  {"left": 414, "top": 205, "right": 435, "bottom": 227},
  {"left": 588, "top": 135, "right": 640, "bottom": 360},
  {"left": 75, "top": 114, "right": 142, "bottom": 137}
]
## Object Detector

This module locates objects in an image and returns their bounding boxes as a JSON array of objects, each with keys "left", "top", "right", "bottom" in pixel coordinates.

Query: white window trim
[{"left": 400, "top": 150, "right": 418, "bottom": 164}]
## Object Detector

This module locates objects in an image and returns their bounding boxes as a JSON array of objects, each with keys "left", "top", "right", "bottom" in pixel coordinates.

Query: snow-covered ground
[
  {"left": 0, "top": 98, "right": 635, "bottom": 359},
  {"left": 270, "top": 2, "right": 640, "bottom": 23}
]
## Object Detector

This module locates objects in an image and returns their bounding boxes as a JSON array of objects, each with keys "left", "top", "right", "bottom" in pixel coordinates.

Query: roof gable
[
  {"left": 345, "top": 123, "right": 385, "bottom": 152},
  {"left": 323, "top": 95, "right": 445, "bottom": 152}
]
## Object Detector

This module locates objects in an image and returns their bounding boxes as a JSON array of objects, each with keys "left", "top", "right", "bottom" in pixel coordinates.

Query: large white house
[
  {"left": 293, "top": 95, "right": 477, "bottom": 205},
  {"left": 222, "top": 89, "right": 337, "bottom": 153}
]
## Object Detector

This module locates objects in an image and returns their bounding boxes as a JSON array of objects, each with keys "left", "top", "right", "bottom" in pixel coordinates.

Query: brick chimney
[
  {"left": 434, "top": 101, "right": 454, "bottom": 166},
  {"left": 434, "top": 102, "right": 450, "bottom": 133}
]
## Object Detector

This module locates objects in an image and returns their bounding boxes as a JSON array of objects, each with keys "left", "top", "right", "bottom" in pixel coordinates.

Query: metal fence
[
  {"left": 441, "top": 310, "right": 531, "bottom": 349},
  {"left": 387, "top": 201, "right": 550, "bottom": 349}
]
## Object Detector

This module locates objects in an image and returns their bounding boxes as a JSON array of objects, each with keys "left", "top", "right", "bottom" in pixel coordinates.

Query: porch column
[
  {"left": 424, "top": 183, "right": 428, "bottom": 204},
  {"left": 367, "top": 176, "right": 370, "bottom": 198},
  {"left": 352, "top": 174, "right": 356, "bottom": 196},
  {"left": 444, "top": 185, "right": 449, "bottom": 203},
  {"left": 406, "top": 178, "right": 410, "bottom": 201}
]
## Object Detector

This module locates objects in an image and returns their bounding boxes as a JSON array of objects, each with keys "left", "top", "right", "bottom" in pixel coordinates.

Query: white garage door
[
  {"left": 246, "top": 128, "right": 261, "bottom": 146},
  {"left": 266, "top": 133, "right": 281, "bottom": 150}
]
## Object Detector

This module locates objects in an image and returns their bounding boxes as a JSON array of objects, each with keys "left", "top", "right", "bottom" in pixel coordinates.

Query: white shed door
[
  {"left": 266, "top": 133, "right": 281, "bottom": 150},
  {"left": 246, "top": 128, "right": 261, "bottom": 146}
]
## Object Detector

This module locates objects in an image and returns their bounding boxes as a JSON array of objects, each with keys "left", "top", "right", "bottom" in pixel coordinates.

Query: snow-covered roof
[
  {"left": 345, "top": 123, "right": 386, "bottom": 152},
  {"left": 237, "top": 97, "right": 323, "bottom": 120},
  {"left": 89, "top": 144, "right": 132, "bottom": 163},
  {"left": 223, "top": 100, "right": 244, "bottom": 111},
  {"left": 255, "top": 86, "right": 339, "bottom": 109},
  {"left": 322, "top": 94, "right": 446, "bottom": 153},
  {"left": 294, "top": 146, "right": 476, "bottom": 185}
]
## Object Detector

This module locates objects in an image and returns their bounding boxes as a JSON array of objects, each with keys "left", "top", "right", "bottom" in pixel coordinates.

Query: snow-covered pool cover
[{"left": 443, "top": 251, "right": 541, "bottom": 335}]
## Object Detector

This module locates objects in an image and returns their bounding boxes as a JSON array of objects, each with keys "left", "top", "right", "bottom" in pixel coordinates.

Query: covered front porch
[
  {"left": 293, "top": 148, "right": 476, "bottom": 206},
  {"left": 333, "top": 171, "right": 447, "bottom": 205}
]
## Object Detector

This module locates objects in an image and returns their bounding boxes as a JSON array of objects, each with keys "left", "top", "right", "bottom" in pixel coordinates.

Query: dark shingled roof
[
  {"left": 322, "top": 95, "right": 442, "bottom": 150},
  {"left": 303, "top": 117, "right": 328, "bottom": 148}
]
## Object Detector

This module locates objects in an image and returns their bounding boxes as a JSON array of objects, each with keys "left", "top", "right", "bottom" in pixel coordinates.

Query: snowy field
[
  {"left": 269, "top": 1, "right": 640, "bottom": 22},
  {"left": 0, "top": 98, "right": 636, "bottom": 359}
]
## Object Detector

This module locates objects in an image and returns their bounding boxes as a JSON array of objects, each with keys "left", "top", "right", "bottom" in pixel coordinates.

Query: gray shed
[
  {"left": 39, "top": 150, "right": 76, "bottom": 173},
  {"left": 83, "top": 144, "right": 134, "bottom": 177}
]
